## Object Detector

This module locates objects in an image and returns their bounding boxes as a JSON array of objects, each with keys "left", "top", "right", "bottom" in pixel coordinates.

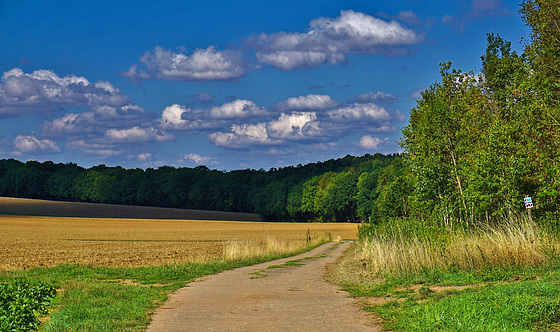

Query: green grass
[
  {"left": 339, "top": 248, "right": 560, "bottom": 331},
  {"left": 0, "top": 242, "right": 328, "bottom": 331},
  {"left": 369, "top": 277, "right": 560, "bottom": 331},
  {"left": 341, "top": 218, "right": 560, "bottom": 331}
]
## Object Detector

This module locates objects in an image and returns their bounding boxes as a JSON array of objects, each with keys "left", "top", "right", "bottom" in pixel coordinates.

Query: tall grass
[
  {"left": 358, "top": 218, "right": 556, "bottom": 276},
  {"left": 223, "top": 233, "right": 334, "bottom": 261}
]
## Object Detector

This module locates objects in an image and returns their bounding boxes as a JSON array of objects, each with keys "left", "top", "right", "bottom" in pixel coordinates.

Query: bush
[{"left": 0, "top": 280, "right": 56, "bottom": 331}]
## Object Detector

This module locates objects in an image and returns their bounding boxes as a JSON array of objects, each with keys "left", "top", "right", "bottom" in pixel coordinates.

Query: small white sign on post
[{"left": 524, "top": 197, "right": 533, "bottom": 209}]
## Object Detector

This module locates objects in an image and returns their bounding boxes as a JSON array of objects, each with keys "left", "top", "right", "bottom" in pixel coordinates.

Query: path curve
[{"left": 147, "top": 241, "right": 380, "bottom": 331}]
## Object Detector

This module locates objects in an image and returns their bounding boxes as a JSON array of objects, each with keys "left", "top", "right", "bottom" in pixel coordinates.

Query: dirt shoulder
[{"left": 147, "top": 241, "right": 381, "bottom": 331}]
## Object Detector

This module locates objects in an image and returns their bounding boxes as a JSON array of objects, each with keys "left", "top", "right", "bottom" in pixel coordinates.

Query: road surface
[{"left": 147, "top": 241, "right": 380, "bottom": 331}]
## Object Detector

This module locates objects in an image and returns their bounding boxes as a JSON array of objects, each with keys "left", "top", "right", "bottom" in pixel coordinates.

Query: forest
[
  {"left": 1, "top": 1, "right": 558, "bottom": 226},
  {"left": 0, "top": 153, "right": 401, "bottom": 222}
]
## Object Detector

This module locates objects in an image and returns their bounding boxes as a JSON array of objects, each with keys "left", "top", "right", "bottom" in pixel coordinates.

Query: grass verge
[
  {"left": 329, "top": 218, "right": 560, "bottom": 331},
  {"left": 1, "top": 236, "right": 331, "bottom": 331}
]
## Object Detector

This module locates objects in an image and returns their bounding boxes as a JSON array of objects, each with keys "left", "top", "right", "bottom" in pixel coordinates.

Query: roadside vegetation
[
  {"left": 329, "top": 217, "right": 560, "bottom": 331},
  {"left": 329, "top": 1, "right": 560, "bottom": 330},
  {"left": 0, "top": 234, "right": 332, "bottom": 331}
]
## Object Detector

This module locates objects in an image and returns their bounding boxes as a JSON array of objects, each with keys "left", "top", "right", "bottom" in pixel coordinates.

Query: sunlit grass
[
  {"left": 358, "top": 218, "right": 555, "bottom": 276},
  {"left": 223, "top": 233, "right": 334, "bottom": 261},
  {"left": 333, "top": 218, "right": 560, "bottom": 331}
]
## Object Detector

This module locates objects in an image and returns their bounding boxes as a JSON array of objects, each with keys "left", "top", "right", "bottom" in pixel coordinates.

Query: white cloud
[
  {"left": 209, "top": 123, "right": 272, "bottom": 148},
  {"left": 275, "top": 94, "right": 339, "bottom": 111},
  {"left": 13, "top": 135, "right": 60, "bottom": 153},
  {"left": 352, "top": 91, "right": 398, "bottom": 104},
  {"left": 268, "top": 112, "right": 319, "bottom": 139},
  {"left": 207, "top": 99, "right": 268, "bottom": 119},
  {"left": 205, "top": 95, "right": 407, "bottom": 150},
  {"left": 208, "top": 111, "right": 323, "bottom": 148},
  {"left": 67, "top": 140, "right": 124, "bottom": 157},
  {"left": 105, "top": 126, "right": 174, "bottom": 143},
  {"left": 122, "top": 46, "right": 248, "bottom": 82},
  {"left": 184, "top": 153, "right": 218, "bottom": 165},
  {"left": 158, "top": 100, "right": 269, "bottom": 131},
  {"left": 0, "top": 68, "right": 129, "bottom": 114},
  {"left": 256, "top": 51, "right": 346, "bottom": 70},
  {"left": 359, "top": 135, "right": 386, "bottom": 149},
  {"left": 42, "top": 104, "right": 151, "bottom": 137},
  {"left": 137, "top": 153, "right": 153, "bottom": 161},
  {"left": 160, "top": 104, "right": 190, "bottom": 128},
  {"left": 249, "top": 10, "right": 424, "bottom": 70},
  {"left": 327, "top": 103, "right": 391, "bottom": 122}
]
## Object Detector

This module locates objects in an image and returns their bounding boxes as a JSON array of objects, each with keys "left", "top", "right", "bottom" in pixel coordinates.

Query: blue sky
[{"left": 0, "top": 0, "right": 530, "bottom": 170}]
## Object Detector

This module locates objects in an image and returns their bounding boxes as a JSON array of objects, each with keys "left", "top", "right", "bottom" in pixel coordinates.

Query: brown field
[
  {"left": 0, "top": 197, "right": 262, "bottom": 221},
  {"left": 0, "top": 214, "right": 359, "bottom": 271}
]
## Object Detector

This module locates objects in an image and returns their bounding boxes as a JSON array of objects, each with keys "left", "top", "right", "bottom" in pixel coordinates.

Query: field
[
  {"left": 0, "top": 199, "right": 358, "bottom": 271},
  {"left": 0, "top": 197, "right": 262, "bottom": 221}
]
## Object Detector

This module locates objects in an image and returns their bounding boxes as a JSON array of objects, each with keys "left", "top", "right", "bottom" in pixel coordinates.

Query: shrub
[{"left": 0, "top": 280, "right": 56, "bottom": 331}]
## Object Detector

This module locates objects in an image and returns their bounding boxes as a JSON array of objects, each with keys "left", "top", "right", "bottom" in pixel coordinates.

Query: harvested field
[
  {"left": 0, "top": 197, "right": 262, "bottom": 221},
  {"left": 0, "top": 215, "right": 359, "bottom": 271}
]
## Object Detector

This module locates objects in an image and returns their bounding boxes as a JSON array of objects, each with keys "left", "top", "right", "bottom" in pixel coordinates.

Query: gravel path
[{"left": 146, "top": 241, "right": 380, "bottom": 331}]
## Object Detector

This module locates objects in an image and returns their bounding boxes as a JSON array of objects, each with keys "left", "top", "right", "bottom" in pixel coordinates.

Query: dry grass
[
  {"left": 223, "top": 234, "right": 335, "bottom": 261},
  {"left": 357, "top": 219, "right": 556, "bottom": 276},
  {"left": 0, "top": 215, "right": 358, "bottom": 271}
]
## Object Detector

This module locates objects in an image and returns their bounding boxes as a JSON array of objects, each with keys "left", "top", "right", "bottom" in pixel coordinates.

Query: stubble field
[{"left": 0, "top": 213, "right": 358, "bottom": 271}]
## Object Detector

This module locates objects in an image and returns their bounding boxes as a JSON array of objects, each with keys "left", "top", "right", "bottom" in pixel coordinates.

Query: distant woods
[{"left": 0, "top": 154, "right": 402, "bottom": 222}]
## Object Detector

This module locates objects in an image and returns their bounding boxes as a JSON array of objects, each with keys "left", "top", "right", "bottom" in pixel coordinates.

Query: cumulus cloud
[
  {"left": 184, "top": 153, "right": 218, "bottom": 165},
  {"left": 351, "top": 91, "right": 398, "bottom": 104},
  {"left": 207, "top": 99, "right": 268, "bottom": 119},
  {"left": 158, "top": 99, "right": 271, "bottom": 131},
  {"left": 122, "top": 46, "right": 248, "bottom": 82},
  {"left": 248, "top": 10, "right": 424, "bottom": 70},
  {"left": 205, "top": 93, "right": 407, "bottom": 149},
  {"left": 274, "top": 94, "right": 339, "bottom": 112},
  {"left": 256, "top": 51, "right": 346, "bottom": 71},
  {"left": 13, "top": 135, "right": 60, "bottom": 154},
  {"left": 0, "top": 68, "right": 129, "bottom": 115},
  {"left": 209, "top": 123, "right": 271, "bottom": 148},
  {"left": 209, "top": 112, "right": 324, "bottom": 148},
  {"left": 327, "top": 103, "right": 392, "bottom": 122},
  {"left": 159, "top": 104, "right": 190, "bottom": 129},
  {"left": 137, "top": 153, "right": 153, "bottom": 161},
  {"left": 42, "top": 104, "right": 152, "bottom": 137},
  {"left": 66, "top": 140, "right": 124, "bottom": 157},
  {"left": 105, "top": 126, "right": 174, "bottom": 143},
  {"left": 268, "top": 112, "right": 321, "bottom": 139},
  {"left": 359, "top": 135, "right": 386, "bottom": 149}
]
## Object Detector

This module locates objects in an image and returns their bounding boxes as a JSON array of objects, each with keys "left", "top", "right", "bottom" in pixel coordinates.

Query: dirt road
[{"left": 147, "top": 241, "right": 380, "bottom": 331}]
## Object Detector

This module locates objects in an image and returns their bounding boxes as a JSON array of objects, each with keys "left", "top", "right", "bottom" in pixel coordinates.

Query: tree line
[
  {"left": 0, "top": 153, "right": 403, "bottom": 222},
  {"left": 394, "top": 0, "right": 560, "bottom": 227}
]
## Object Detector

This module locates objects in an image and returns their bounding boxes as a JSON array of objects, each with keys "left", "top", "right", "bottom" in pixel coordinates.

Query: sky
[{"left": 0, "top": 0, "right": 531, "bottom": 171}]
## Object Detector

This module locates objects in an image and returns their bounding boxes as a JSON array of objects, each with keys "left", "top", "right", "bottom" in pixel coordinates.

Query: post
[{"left": 524, "top": 196, "right": 534, "bottom": 223}]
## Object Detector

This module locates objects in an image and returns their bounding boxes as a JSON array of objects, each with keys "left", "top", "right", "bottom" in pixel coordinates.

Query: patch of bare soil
[{"left": 147, "top": 242, "right": 382, "bottom": 331}]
